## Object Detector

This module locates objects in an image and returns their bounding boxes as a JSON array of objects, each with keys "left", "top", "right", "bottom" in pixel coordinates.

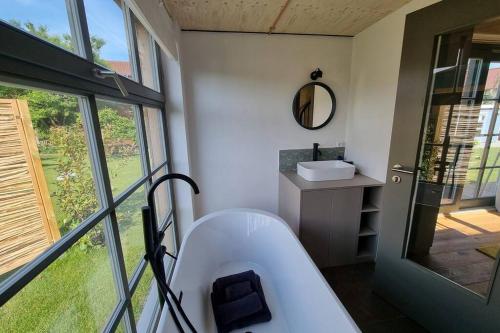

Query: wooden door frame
[{"left": 374, "top": 1, "right": 500, "bottom": 332}]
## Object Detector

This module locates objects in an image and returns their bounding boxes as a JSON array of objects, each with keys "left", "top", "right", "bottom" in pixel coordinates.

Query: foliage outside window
[{"left": 0, "top": 5, "right": 172, "bottom": 331}]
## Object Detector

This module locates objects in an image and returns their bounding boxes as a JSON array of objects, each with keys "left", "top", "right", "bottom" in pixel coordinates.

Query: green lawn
[
  {"left": 0, "top": 154, "right": 154, "bottom": 332},
  {"left": 106, "top": 154, "right": 143, "bottom": 196},
  {"left": 465, "top": 146, "right": 500, "bottom": 184}
]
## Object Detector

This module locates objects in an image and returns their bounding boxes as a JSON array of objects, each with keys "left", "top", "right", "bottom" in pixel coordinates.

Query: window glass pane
[
  {"left": 134, "top": 18, "right": 158, "bottom": 90},
  {"left": 0, "top": 221, "right": 118, "bottom": 332},
  {"left": 133, "top": 232, "right": 175, "bottom": 327},
  {"left": 479, "top": 101, "right": 495, "bottom": 135},
  {"left": 0, "top": 0, "right": 76, "bottom": 54},
  {"left": 462, "top": 58, "right": 483, "bottom": 99},
  {"left": 162, "top": 223, "right": 177, "bottom": 266},
  {"left": 143, "top": 107, "right": 166, "bottom": 169},
  {"left": 479, "top": 167, "right": 499, "bottom": 198},
  {"left": 116, "top": 318, "right": 127, "bottom": 333},
  {"left": 493, "top": 108, "right": 500, "bottom": 135},
  {"left": 468, "top": 139, "right": 485, "bottom": 170},
  {"left": 463, "top": 168, "right": 480, "bottom": 200},
  {"left": 97, "top": 99, "right": 142, "bottom": 196},
  {"left": 422, "top": 102, "right": 482, "bottom": 146},
  {"left": 486, "top": 135, "right": 500, "bottom": 167},
  {"left": 84, "top": 0, "right": 134, "bottom": 79},
  {"left": 132, "top": 265, "right": 155, "bottom": 324},
  {"left": 116, "top": 186, "right": 146, "bottom": 278},
  {"left": 484, "top": 62, "right": 500, "bottom": 99},
  {"left": 447, "top": 101, "right": 481, "bottom": 145},
  {"left": 0, "top": 84, "right": 99, "bottom": 277},
  {"left": 152, "top": 167, "right": 171, "bottom": 225}
]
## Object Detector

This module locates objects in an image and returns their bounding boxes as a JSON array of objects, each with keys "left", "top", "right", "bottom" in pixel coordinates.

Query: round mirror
[{"left": 292, "top": 82, "right": 336, "bottom": 130}]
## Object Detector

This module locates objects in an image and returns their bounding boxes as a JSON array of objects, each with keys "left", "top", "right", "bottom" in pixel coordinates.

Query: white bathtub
[{"left": 156, "top": 209, "right": 360, "bottom": 333}]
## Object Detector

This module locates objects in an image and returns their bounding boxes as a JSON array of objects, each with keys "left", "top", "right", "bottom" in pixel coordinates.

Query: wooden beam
[{"left": 268, "top": 0, "right": 291, "bottom": 34}]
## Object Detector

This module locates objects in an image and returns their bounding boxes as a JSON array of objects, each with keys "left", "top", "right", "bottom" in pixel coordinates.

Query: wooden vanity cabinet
[{"left": 279, "top": 172, "right": 383, "bottom": 268}]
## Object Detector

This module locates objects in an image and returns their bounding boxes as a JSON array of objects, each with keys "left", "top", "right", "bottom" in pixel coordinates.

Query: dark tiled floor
[{"left": 322, "top": 263, "right": 428, "bottom": 333}]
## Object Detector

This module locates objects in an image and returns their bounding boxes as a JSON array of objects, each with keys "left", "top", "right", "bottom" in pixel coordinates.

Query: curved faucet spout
[
  {"left": 148, "top": 173, "right": 199, "bottom": 209},
  {"left": 146, "top": 172, "right": 199, "bottom": 252}
]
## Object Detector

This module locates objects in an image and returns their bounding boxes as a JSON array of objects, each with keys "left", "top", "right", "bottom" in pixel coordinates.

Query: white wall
[
  {"left": 162, "top": 50, "right": 198, "bottom": 239},
  {"left": 180, "top": 32, "right": 352, "bottom": 217},
  {"left": 345, "top": 0, "right": 440, "bottom": 182},
  {"left": 163, "top": 0, "right": 440, "bottom": 223}
]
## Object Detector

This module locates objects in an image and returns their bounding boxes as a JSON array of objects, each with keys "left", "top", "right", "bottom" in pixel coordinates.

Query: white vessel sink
[{"left": 297, "top": 160, "right": 355, "bottom": 181}]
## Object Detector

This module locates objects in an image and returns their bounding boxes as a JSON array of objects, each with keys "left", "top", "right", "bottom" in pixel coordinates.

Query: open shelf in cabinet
[
  {"left": 357, "top": 235, "right": 377, "bottom": 258},
  {"left": 361, "top": 186, "right": 382, "bottom": 212}
]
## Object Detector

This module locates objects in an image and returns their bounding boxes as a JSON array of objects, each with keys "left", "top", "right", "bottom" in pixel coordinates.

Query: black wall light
[{"left": 310, "top": 68, "right": 323, "bottom": 80}]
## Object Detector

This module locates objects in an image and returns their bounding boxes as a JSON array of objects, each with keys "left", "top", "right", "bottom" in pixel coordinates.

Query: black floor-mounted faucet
[
  {"left": 313, "top": 143, "right": 322, "bottom": 161},
  {"left": 142, "top": 173, "right": 199, "bottom": 333}
]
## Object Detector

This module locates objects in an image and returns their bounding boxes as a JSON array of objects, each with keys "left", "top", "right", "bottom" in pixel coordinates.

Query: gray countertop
[{"left": 280, "top": 171, "right": 384, "bottom": 191}]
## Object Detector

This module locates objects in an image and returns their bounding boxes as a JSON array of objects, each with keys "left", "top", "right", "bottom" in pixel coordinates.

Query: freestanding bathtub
[{"left": 156, "top": 209, "right": 360, "bottom": 332}]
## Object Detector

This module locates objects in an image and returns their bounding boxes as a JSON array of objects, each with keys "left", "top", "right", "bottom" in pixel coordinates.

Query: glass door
[
  {"left": 375, "top": 2, "right": 500, "bottom": 331},
  {"left": 407, "top": 20, "right": 500, "bottom": 297}
]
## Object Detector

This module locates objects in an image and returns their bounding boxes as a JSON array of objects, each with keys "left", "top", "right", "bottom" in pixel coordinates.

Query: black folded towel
[
  {"left": 224, "top": 281, "right": 253, "bottom": 301},
  {"left": 211, "top": 270, "right": 272, "bottom": 333},
  {"left": 215, "top": 292, "right": 263, "bottom": 326}
]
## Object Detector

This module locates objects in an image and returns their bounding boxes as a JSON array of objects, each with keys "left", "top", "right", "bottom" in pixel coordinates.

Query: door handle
[{"left": 392, "top": 164, "right": 415, "bottom": 174}]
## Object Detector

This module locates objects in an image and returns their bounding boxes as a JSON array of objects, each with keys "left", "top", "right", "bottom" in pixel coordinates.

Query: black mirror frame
[{"left": 292, "top": 81, "right": 336, "bottom": 130}]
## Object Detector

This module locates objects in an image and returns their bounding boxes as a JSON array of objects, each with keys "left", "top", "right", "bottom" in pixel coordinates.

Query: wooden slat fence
[{"left": 0, "top": 99, "right": 60, "bottom": 275}]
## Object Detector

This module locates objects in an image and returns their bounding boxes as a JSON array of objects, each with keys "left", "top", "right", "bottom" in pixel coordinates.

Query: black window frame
[{"left": 0, "top": 1, "right": 177, "bottom": 332}]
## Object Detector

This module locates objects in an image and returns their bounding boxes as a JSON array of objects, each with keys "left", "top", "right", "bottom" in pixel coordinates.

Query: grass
[
  {"left": 465, "top": 146, "right": 500, "bottom": 185},
  {"left": 106, "top": 154, "right": 143, "bottom": 196},
  {"left": 0, "top": 240, "right": 117, "bottom": 332},
  {"left": 0, "top": 153, "right": 155, "bottom": 332}
]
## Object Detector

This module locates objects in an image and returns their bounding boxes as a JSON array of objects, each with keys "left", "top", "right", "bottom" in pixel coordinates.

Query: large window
[
  {"left": 0, "top": 1, "right": 174, "bottom": 332},
  {"left": 418, "top": 58, "right": 500, "bottom": 208},
  {"left": 463, "top": 62, "right": 500, "bottom": 200}
]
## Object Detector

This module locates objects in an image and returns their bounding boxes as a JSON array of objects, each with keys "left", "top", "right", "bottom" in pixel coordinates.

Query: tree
[
  {"left": 0, "top": 22, "right": 113, "bottom": 248},
  {"left": 9, "top": 20, "right": 109, "bottom": 67},
  {"left": 0, "top": 86, "right": 79, "bottom": 141},
  {"left": 49, "top": 123, "right": 102, "bottom": 247},
  {"left": 0, "top": 21, "right": 109, "bottom": 140},
  {"left": 90, "top": 36, "right": 109, "bottom": 67}
]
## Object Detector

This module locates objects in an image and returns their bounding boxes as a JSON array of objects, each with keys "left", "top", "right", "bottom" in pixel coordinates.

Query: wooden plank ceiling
[
  {"left": 473, "top": 16, "right": 500, "bottom": 44},
  {"left": 163, "top": 0, "right": 412, "bottom": 36}
]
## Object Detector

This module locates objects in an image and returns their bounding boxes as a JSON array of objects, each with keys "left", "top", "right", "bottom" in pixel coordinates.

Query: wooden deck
[{"left": 415, "top": 209, "right": 500, "bottom": 296}]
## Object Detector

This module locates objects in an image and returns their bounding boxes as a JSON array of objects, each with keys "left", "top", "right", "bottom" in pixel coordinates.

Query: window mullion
[
  {"left": 84, "top": 96, "right": 137, "bottom": 333},
  {"left": 150, "top": 37, "right": 160, "bottom": 91},
  {"left": 129, "top": 10, "right": 143, "bottom": 85},
  {"left": 105, "top": 214, "right": 137, "bottom": 333},
  {"left": 155, "top": 54, "right": 169, "bottom": 174},
  {"left": 66, "top": 0, "right": 93, "bottom": 61},
  {"left": 103, "top": 300, "right": 130, "bottom": 333},
  {"left": 136, "top": 105, "right": 152, "bottom": 179},
  {"left": 123, "top": 2, "right": 139, "bottom": 82},
  {"left": 160, "top": 108, "right": 179, "bottom": 251},
  {"left": 156, "top": 53, "right": 178, "bottom": 251},
  {"left": 155, "top": 43, "right": 165, "bottom": 95},
  {"left": 129, "top": 259, "right": 148, "bottom": 296}
]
